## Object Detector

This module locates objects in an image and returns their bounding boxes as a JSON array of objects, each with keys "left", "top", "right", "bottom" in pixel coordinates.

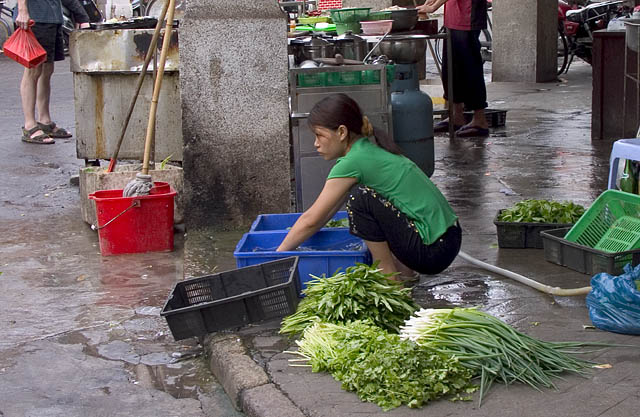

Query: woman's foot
[{"left": 393, "top": 272, "right": 421, "bottom": 287}]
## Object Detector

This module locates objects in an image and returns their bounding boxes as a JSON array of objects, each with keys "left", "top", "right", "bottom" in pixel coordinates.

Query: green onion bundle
[
  {"left": 280, "top": 262, "right": 419, "bottom": 336},
  {"left": 400, "top": 308, "right": 597, "bottom": 403},
  {"left": 288, "top": 321, "right": 476, "bottom": 411}
]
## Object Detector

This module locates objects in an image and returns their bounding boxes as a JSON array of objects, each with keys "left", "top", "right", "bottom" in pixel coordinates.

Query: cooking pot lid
[{"left": 309, "top": 35, "right": 332, "bottom": 47}]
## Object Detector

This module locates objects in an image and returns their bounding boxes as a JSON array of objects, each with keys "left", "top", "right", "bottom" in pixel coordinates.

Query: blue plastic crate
[
  {"left": 234, "top": 229, "right": 371, "bottom": 294},
  {"left": 250, "top": 211, "right": 348, "bottom": 232}
]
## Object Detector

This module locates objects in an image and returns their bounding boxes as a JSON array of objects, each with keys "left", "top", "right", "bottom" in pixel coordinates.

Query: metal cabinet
[{"left": 289, "top": 64, "right": 392, "bottom": 211}]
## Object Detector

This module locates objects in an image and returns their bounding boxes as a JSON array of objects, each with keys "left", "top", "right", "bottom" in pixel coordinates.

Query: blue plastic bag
[{"left": 586, "top": 263, "right": 640, "bottom": 335}]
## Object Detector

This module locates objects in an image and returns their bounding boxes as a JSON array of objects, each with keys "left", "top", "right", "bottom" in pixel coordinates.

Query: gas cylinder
[{"left": 390, "top": 63, "right": 434, "bottom": 177}]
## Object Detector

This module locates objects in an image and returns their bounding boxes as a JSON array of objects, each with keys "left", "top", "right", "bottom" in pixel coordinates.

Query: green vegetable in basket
[
  {"left": 497, "top": 199, "right": 585, "bottom": 224},
  {"left": 400, "top": 308, "right": 608, "bottom": 405},
  {"left": 279, "top": 262, "right": 419, "bottom": 336},
  {"left": 288, "top": 321, "right": 475, "bottom": 410},
  {"left": 636, "top": 279, "right": 640, "bottom": 291},
  {"left": 324, "top": 218, "right": 349, "bottom": 228}
]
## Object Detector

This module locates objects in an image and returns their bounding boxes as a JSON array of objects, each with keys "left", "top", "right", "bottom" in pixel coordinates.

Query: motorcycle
[{"left": 559, "top": 0, "right": 631, "bottom": 73}]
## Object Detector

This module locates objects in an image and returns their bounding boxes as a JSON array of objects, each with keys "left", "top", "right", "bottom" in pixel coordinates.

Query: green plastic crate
[
  {"left": 565, "top": 190, "right": 640, "bottom": 250},
  {"left": 297, "top": 72, "right": 327, "bottom": 87},
  {"left": 326, "top": 70, "right": 362, "bottom": 86},
  {"left": 361, "top": 65, "right": 396, "bottom": 85},
  {"left": 297, "top": 16, "right": 332, "bottom": 25}
]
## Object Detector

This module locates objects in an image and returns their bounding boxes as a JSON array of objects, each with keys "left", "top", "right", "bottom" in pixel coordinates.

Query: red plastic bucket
[{"left": 89, "top": 182, "right": 177, "bottom": 256}]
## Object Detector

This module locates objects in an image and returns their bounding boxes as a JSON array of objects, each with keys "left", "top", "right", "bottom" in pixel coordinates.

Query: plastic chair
[{"left": 607, "top": 139, "right": 640, "bottom": 189}]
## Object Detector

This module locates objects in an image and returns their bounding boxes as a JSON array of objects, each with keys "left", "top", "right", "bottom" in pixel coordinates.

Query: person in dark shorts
[
  {"left": 418, "top": 0, "right": 489, "bottom": 137},
  {"left": 16, "top": 0, "right": 72, "bottom": 144},
  {"left": 276, "top": 94, "right": 462, "bottom": 284}
]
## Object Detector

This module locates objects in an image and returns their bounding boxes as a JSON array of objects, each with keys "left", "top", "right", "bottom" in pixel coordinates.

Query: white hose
[{"left": 457, "top": 251, "right": 592, "bottom": 296}]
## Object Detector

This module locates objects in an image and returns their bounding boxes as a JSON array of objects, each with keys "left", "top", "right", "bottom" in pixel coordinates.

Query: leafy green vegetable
[
  {"left": 401, "top": 308, "right": 603, "bottom": 405},
  {"left": 497, "top": 199, "right": 585, "bottom": 223},
  {"left": 324, "top": 218, "right": 349, "bottom": 228},
  {"left": 289, "top": 321, "right": 475, "bottom": 410},
  {"left": 159, "top": 154, "right": 173, "bottom": 170},
  {"left": 280, "top": 262, "right": 419, "bottom": 336}
]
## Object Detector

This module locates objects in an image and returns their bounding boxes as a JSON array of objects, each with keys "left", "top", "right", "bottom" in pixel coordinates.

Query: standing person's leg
[
  {"left": 456, "top": 30, "right": 488, "bottom": 137},
  {"left": 434, "top": 30, "right": 466, "bottom": 133},
  {"left": 36, "top": 62, "right": 55, "bottom": 125},
  {"left": 36, "top": 24, "right": 72, "bottom": 138},
  {"left": 20, "top": 65, "right": 54, "bottom": 144}
]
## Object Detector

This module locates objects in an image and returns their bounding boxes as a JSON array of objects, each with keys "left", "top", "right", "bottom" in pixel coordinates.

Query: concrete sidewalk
[{"left": 201, "top": 61, "right": 640, "bottom": 417}]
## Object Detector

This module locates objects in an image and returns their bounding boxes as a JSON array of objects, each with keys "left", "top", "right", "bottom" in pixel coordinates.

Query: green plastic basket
[
  {"left": 335, "top": 22, "right": 361, "bottom": 35},
  {"left": 565, "top": 190, "right": 640, "bottom": 251},
  {"left": 329, "top": 8, "right": 371, "bottom": 23},
  {"left": 594, "top": 216, "right": 640, "bottom": 253}
]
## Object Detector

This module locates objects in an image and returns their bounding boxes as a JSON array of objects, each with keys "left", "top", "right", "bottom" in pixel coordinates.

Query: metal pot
[
  {"left": 288, "top": 37, "right": 308, "bottom": 65},
  {"left": 377, "top": 35, "right": 427, "bottom": 64},
  {"left": 390, "top": 8, "right": 418, "bottom": 33},
  {"left": 302, "top": 35, "right": 336, "bottom": 61},
  {"left": 334, "top": 31, "right": 367, "bottom": 62}
]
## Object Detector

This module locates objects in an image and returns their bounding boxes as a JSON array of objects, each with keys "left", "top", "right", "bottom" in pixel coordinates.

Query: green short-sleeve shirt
[{"left": 328, "top": 138, "right": 458, "bottom": 245}]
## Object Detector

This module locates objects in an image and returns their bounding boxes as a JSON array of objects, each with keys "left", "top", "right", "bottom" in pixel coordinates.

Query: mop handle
[{"left": 142, "top": 0, "right": 176, "bottom": 175}]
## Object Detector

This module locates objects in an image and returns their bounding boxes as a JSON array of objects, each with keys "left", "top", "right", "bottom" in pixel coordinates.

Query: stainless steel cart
[{"left": 289, "top": 64, "right": 392, "bottom": 211}]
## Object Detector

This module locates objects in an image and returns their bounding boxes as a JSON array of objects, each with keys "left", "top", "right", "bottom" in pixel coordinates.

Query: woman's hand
[
  {"left": 277, "top": 177, "right": 357, "bottom": 252},
  {"left": 418, "top": 0, "right": 446, "bottom": 15}
]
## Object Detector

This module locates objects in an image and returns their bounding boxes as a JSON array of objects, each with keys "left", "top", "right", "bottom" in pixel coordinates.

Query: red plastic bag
[{"left": 2, "top": 22, "right": 47, "bottom": 68}]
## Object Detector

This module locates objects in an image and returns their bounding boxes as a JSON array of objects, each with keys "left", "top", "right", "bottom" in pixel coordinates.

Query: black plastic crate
[
  {"left": 463, "top": 109, "right": 507, "bottom": 128},
  {"left": 541, "top": 228, "right": 640, "bottom": 275},
  {"left": 161, "top": 257, "right": 300, "bottom": 341},
  {"left": 494, "top": 210, "right": 573, "bottom": 249}
]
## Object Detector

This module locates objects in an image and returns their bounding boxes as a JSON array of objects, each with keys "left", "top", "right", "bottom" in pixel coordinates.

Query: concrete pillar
[
  {"left": 179, "top": 0, "right": 291, "bottom": 231},
  {"left": 492, "top": 0, "right": 557, "bottom": 82}
]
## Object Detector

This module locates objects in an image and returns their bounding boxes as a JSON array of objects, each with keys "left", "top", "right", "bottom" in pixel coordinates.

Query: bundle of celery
[
  {"left": 288, "top": 321, "right": 476, "bottom": 411},
  {"left": 400, "top": 308, "right": 598, "bottom": 403},
  {"left": 280, "top": 262, "right": 419, "bottom": 336}
]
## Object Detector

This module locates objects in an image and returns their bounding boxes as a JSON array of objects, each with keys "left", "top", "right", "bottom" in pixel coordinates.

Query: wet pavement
[
  {"left": 234, "top": 60, "right": 640, "bottom": 416},
  {"left": 0, "top": 55, "right": 241, "bottom": 416},
  {"left": 1, "top": 48, "right": 639, "bottom": 417}
]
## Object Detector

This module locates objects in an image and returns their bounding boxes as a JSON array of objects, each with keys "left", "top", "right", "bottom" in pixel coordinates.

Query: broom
[
  {"left": 106, "top": 0, "right": 170, "bottom": 173},
  {"left": 123, "top": 0, "right": 176, "bottom": 197}
]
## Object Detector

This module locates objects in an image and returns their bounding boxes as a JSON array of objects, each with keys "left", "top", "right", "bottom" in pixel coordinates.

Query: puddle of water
[{"left": 412, "top": 270, "right": 510, "bottom": 309}]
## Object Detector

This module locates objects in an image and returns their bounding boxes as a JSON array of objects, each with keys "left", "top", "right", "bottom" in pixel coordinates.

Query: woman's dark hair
[{"left": 308, "top": 93, "right": 403, "bottom": 155}]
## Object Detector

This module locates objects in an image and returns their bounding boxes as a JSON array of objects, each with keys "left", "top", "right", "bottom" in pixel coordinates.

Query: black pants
[
  {"left": 346, "top": 186, "right": 462, "bottom": 275},
  {"left": 441, "top": 28, "right": 487, "bottom": 111}
]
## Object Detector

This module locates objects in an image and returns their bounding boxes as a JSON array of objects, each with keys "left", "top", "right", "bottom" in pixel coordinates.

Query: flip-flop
[
  {"left": 21, "top": 126, "right": 55, "bottom": 145},
  {"left": 434, "top": 120, "right": 464, "bottom": 133},
  {"left": 455, "top": 125, "right": 489, "bottom": 137},
  {"left": 37, "top": 122, "right": 72, "bottom": 138}
]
